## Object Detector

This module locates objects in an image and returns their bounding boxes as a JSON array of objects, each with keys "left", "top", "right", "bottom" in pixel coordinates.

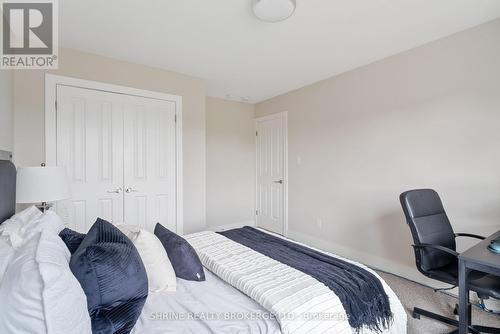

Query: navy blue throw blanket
[{"left": 218, "top": 227, "right": 392, "bottom": 332}]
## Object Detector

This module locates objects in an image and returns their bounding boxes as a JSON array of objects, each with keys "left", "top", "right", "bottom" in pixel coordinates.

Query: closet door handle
[
  {"left": 125, "top": 187, "right": 138, "bottom": 193},
  {"left": 107, "top": 187, "right": 122, "bottom": 194}
]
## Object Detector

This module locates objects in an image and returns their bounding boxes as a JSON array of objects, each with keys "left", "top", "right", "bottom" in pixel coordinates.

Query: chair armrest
[
  {"left": 454, "top": 233, "right": 485, "bottom": 240},
  {"left": 412, "top": 244, "right": 459, "bottom": 257}
]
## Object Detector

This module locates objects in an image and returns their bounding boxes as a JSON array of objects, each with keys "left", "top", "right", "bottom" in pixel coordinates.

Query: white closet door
[
  {"left": 123, "top": 95, "right": 177, "bottom": 232},
  {"left": 56, "top": 85, "right": 124, "bottom": 232}
]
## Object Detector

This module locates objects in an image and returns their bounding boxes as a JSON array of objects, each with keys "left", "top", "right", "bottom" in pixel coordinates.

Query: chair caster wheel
[
  {"left": 453, "top": 306, "right": 458, "bottom": 315},
  {"left": 412, "top": 311, "right": 421, "bottom": 319}
]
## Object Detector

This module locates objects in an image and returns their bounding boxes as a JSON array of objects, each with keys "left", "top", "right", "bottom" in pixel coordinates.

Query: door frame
[
  {"left": 44, "top": 74, "right": 184, "bottom": 234},
  {"left": 255, "top": 111, "right": 288, "bottom": 236}
]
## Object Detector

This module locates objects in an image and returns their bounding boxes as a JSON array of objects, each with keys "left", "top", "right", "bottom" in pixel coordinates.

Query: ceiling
[{"left": 60, "top": 0, "right": 500, "bottom": 103}]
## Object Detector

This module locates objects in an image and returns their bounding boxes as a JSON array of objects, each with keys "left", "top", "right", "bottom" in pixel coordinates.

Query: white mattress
[{"left": 132, "top": 269, "right": 282, "bottom": 334}]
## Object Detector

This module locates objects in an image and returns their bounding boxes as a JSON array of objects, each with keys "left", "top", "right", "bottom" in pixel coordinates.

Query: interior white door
[
  {"left": 123, "top": 95, "right": 177, "bottom": 232},
  {"left": 56, "top": 85, "right": 124, "bottom": 232},
  {"left": 256, "top": 113, "right": 286, "bottom": 235}
]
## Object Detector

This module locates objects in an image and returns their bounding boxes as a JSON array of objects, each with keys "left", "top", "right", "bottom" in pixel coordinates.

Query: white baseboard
[
  {"left": 204, "top": 224, "right": 499, "bottom": 309},
  {"left": 285, "top": 229, "right": 451, "bottom": 290},
  {"left": 286, "top": 229, "right": 500, "bottom": 308},
  {"left": 207, "top": 220, "right": 255, "bottom": 232}
]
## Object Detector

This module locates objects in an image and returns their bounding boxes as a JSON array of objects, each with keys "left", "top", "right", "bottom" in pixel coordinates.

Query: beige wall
[
  {"left": 13, "top": 48, "right": 206, "bottom": 233},
  {"left": 255, "top": 19, "right": 500, "bottom": 285},
  {"left": 0, "top": 71, "right": 13, "bottom": 152},
  {"left": 206, "top": 97, "right": 255, "bottom": 228}
]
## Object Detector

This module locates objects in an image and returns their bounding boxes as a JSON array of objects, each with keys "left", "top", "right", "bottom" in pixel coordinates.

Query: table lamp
[{"left": 16, "top": 164, "right": 71, "bottom": 212}]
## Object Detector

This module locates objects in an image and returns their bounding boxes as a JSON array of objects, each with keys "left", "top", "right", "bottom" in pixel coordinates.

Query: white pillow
[
  {"left": 26, "top": 210, "right": 65, "bottom": 235},
  {"left": 0, "top": 208, "right": 64, "bottom": 249},
  {"left": 0, "top": 230, "right": 91, "bottom": 334},
  {"left": 0, "top": 206, "right": 42, "bottom": 246},
  {"left": 3, "top": 206, "right": 42, "bottom": 227},
  {"left": 0, "top": 237, "right": 14, "bottom": 283},
  {"left": 0, "top": 207, "right": 34, "bottom": 282},
  {"left": 118, "top": 225, "right": 177, "bottom": 292}
]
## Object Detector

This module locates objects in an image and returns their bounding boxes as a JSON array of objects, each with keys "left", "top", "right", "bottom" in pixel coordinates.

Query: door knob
[
  {"left": 273, "top": 180, "right": 283, "bottom": 184},
  {"left": 107, "top": 187, "right": 122, "bottom": 194},
  {"left": 125, "top": 187, "right": 138, "bottom": 193}
]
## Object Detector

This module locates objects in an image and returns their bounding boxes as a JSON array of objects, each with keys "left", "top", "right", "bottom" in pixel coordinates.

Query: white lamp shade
[
  {"left": 253, "top": 0, "right": 296, "bottom": 22},
  {"left": 16, "top": 166, "right": 71, "bottom": 203}
]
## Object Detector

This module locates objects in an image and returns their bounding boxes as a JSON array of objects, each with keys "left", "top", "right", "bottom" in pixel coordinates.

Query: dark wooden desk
[{"left": 458, "top": 230, "right": 500, "bottom": 334}]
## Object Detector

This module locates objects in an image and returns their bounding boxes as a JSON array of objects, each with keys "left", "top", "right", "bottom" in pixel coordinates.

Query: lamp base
[{"left": 36, "top": 202, "right": 53, "bottom": 212}]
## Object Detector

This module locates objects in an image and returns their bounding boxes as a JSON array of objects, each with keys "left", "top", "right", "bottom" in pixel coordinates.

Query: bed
[
  {"left": 133, "top": 269, "right": 281, "bottom": 334},
  {"left": 0, "top": 159, "right": 407, "bottom": 334},
  {"left": 132, "top": 228, "right": 407, "bottom": 334}
]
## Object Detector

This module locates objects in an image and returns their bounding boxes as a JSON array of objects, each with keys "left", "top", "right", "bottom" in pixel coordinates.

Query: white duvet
[
  {"left": 185, "top": 230, "right": 407, "bottom": 334},
  {"left": 132, "top": 269, "right": 281, "bottom": 334},
  {"left": 135, "top": 229, "right": 406, "bottom": 334},
  {"left": 0, "top": 208, "right": 91, "bottom": 334}
]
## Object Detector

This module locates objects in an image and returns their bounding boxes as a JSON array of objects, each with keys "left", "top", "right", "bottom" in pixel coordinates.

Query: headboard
[{"left": 0, "top": 160, "right": 16, "bottom": 224}]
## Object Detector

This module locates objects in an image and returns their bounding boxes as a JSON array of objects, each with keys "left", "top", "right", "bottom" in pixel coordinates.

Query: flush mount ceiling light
[
  {"left": 225, "top": 94, "right": 251, "bottom": 103},
  {"left": 253, "top": 0, "right": 296, "bottom": 23}
]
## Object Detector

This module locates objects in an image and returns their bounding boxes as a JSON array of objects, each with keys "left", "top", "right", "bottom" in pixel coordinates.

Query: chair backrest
[{"left": 399, "top": 189, "right": 456, "bottom": 272}]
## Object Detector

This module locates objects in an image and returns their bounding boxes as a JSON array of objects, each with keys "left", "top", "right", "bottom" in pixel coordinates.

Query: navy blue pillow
[
  {"left": 59, "top": 228, "right": 86, "bottom": 254},
  {"left": 154, "top": 223, "right": 205, "bottom": 281},
  {"left": 70, "top": 219, "right": 148, "bottom": 334}
]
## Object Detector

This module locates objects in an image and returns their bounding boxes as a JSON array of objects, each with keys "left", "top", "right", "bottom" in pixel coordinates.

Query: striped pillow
[
  {"left": 59, "top": 228, "right": 85, "bottom": 254},
  {"left": 70, "top": 219, "right": 148, "bottom": 334}
]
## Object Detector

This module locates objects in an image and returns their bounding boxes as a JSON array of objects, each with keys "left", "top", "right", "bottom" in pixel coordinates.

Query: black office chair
[{"left": 400, "top": 189, "right": 500, "bottom": 334}]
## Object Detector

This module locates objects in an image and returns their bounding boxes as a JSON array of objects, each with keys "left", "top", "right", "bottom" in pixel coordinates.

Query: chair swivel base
[{"left": 412, "top": 307, "right": 500, "bottom": 334}]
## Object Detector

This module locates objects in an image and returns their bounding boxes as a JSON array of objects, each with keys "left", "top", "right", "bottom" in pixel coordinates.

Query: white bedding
[
  {"left": 0, "top": 210, "right": 91, "bottom": 334},
  {"left": 132, "top": 269, "right": 281, "bottom": 334},
  {"left": 256, "top": 228, "right": 408, "bottom": 334},
  {"left": 134, "top": 228, "right": 406, "bottom": 334},
  {"left": 186, "top": 231, "right": 407, "bottom": 334}
]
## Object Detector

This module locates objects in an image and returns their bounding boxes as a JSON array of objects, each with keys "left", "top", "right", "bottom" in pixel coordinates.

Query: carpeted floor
[{"left": 377, "top": 271, "right": 500, "bottom": 333}]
